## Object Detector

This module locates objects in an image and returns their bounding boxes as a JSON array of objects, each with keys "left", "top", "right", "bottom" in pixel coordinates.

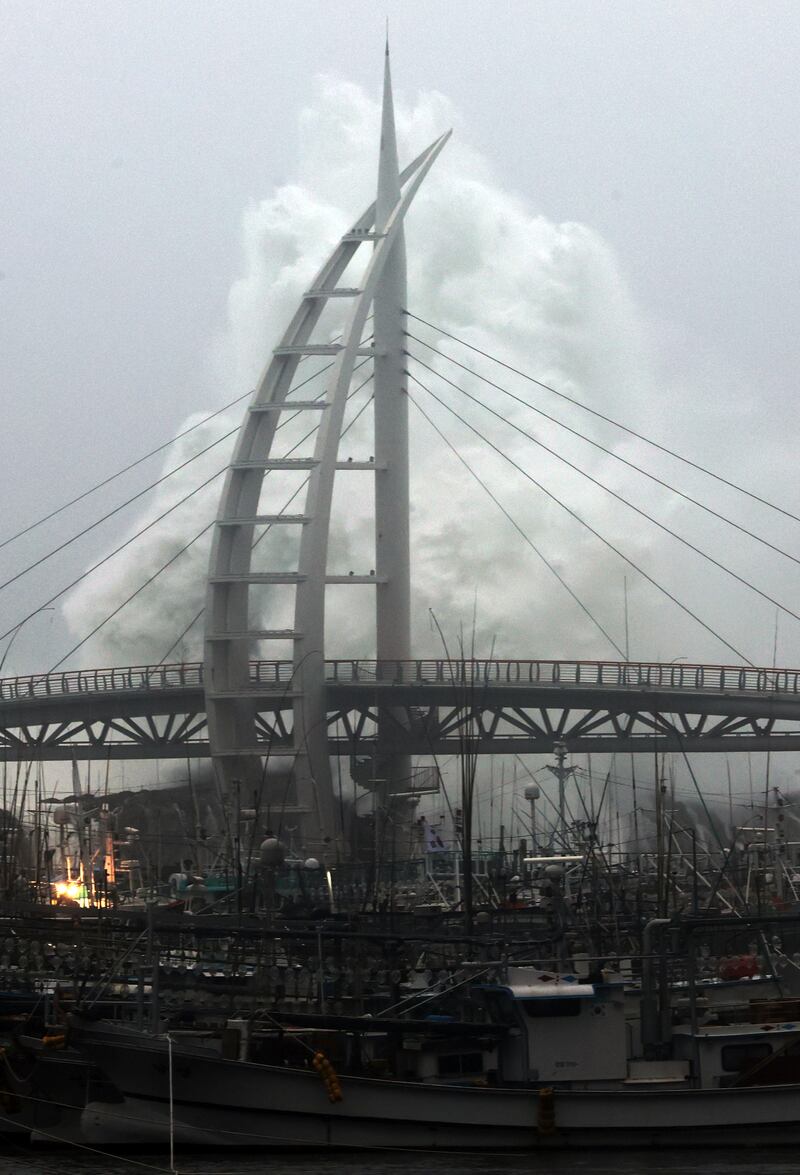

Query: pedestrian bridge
[{"left": 0, "top": 657, "right": 798, "bottom": 761}]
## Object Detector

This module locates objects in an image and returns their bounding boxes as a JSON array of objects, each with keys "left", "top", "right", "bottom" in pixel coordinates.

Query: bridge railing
[
  {"left": 0, "top": 658, "right": 799, "bottom": 702},
  {"left": 0, "top": 662, "right": 206, "bottom": 702},
  {"left": 325, "top": 659, "right": 800, "bottom": 694}
]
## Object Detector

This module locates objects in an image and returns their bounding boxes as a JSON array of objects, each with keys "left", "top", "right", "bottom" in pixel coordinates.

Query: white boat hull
[{"left": 76, "top": 1030, "right": 800, "bottom": 1150}]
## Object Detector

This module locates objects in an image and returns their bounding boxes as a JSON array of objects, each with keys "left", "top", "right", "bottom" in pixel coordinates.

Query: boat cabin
[
  {"left": 484, "top": 969, "right": 628, "bottom": 1087},
  {"left": 672, "top": 1021, "right": 800, "bottom": 1089}
]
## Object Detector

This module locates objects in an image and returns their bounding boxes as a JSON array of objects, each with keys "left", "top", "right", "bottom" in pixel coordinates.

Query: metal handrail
[
  {"left": 0, "top": 658, "right": 798, "bottom": 703},
  {"left": 325, "top": 659, "right": 800, "bottom": 694}
]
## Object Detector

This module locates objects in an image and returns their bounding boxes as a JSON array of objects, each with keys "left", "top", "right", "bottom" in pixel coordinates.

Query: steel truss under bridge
[{"left": 1, "top": 658, "right": 799, "bottom": 762}]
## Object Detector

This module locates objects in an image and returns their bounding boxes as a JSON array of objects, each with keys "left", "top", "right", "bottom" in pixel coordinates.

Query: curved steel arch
[{"left": 204, "top": 120, "right": 449, "bottom": 846}]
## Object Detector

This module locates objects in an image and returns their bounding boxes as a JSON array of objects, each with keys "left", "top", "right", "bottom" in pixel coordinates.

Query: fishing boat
[{"left": 62, "top": 949, "right": 800, "bottom": 1151}]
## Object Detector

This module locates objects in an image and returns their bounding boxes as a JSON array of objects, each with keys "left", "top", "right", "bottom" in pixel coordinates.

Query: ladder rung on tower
[{"left": 249, "top": 401, "right": 328, "bottom": 412}]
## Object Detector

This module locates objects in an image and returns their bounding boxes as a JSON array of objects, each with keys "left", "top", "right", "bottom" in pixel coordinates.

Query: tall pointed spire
[
  {"left": 203, "top": 32, "right": 449, "bottom": 857},
  {"left": 372, "top": 38, "right": 411, "bottom": 813},
  {"left": 376, "top": 37, "right": 401, "bottom": 233}
]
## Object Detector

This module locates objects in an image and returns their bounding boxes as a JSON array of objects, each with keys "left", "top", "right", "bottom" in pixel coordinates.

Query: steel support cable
[
  {"left": 0, "top": 464, "right": 230, "bottom": 647},
  {"left": 0, "top": 358, "right": 334, "bottom": 556},
  {"left": 407, "top": 390, "right": 626, "bottom": 658},
  {"left": 407, "top": 351, "right": 800, "bottom": 631},
  {"left": 406, "top": 370, "right": 752, "bottom": 665},
  {"left": 0, "top": 427, "right": 239, "bottom": 595},
  {"left": 54, "top": 376, "right": 376, "bottom": 672},
  {"left": 157, "top": 373, "right": 376, "bottom": 665},
  {"left": 404, "top": 310, "right": 800, "bottom": 527},
  {"left": 406, "top": 333, "right": 800, "bottom": 569},
  {"left": 3, "top": 349, "right": 374, "bottom": 661},
  {"left": 47, "top": 520, "right": 217, "bottom": 672},
  {"left": 155, "top": 492, "right": 305, "bottom": 666},
  {"left": 1, "top": 318, "right": 374, "bottom": 557},
  {"left": 0, "top": 358, "right": 350, "bottom": 596}
]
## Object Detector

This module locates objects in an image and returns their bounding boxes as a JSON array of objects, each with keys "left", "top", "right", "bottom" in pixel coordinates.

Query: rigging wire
[
  {"left": 404, "top": 310, "right": 800, "bottom": 527},
  {"left": 571, "top": 764, "right": 771, "bottom": 806},
  {"left": 406, "top": 368, "right": 753, "bottom": 665},
  {"left": 406, "top": 332, "right": 800, "bottom": 569},
  {"left": 407, "top": 390, "right": 626, "bottom": 658},
  {"left": 406, "top": 349, "right": 800, "bottom": 630}
]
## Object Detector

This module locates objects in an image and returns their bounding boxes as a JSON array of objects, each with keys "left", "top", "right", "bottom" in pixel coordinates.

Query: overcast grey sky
[{"left": 2, "top": 0, "right": 800, "bottom": 683}]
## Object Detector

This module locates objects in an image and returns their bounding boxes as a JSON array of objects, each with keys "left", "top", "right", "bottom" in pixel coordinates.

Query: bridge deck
[{"left": 0, "top": 659, "right": 798, "bottom": 760}]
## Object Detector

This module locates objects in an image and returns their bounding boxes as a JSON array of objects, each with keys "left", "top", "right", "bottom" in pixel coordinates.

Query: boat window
[
  {"left": 436, "top": 1052, "right": 484, "bottom": 1077},
  {"left": 479, "top": 990, "right": 516, "bottom": 1024},
  {"left": 521, "top": 998, "right": 582, "bottom": 1019},
  {"left": 720, "top": 1042, "right": 772, "bottom": 1072}
]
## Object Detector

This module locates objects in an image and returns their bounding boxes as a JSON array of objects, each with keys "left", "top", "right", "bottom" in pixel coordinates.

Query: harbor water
[{"left": 0, "top": 1151, "right": 795, "bottom": 1175}]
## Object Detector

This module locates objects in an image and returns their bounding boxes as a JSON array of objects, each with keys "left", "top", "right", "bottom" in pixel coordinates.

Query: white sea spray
[{"left": 63, "top": 74, "right": 653, "bottom": 668}]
